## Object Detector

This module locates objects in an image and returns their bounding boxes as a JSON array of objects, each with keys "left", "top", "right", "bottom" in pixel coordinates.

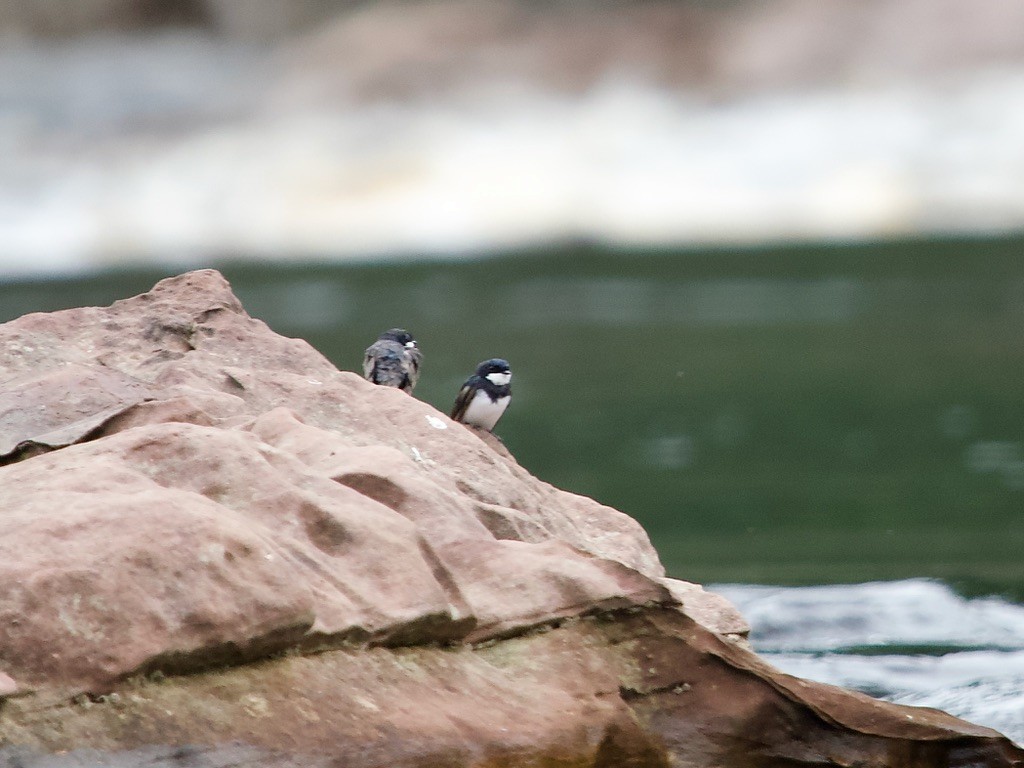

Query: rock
[
  {"left": 0, "top": 0, "right": 212, "bottom": 37},
  {"left": 0, "top": 270, "right": 1020, "bottom": 767},
  {"left": 660, "top": 577, "right": 751, "bottom": 639},
  {"left": 0, "top": 363, "right": 154, "bottom": 461},
  {"left": 0, "top": 672, "right": 16, "bottom": 698}
]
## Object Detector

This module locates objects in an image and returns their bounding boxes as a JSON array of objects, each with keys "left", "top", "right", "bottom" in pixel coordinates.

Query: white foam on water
[
  {"left": 712, "top": 578, "right": 1024, "bottom": 652},
  {"left": 764, "top": 649, "right": 1024, "bottom": 746},
  {"left": 712, "top": 579, "right": 1024, "bottom": 745},
  {"left": 4, "top": 36, "right": 1024, "bottom": 274}
]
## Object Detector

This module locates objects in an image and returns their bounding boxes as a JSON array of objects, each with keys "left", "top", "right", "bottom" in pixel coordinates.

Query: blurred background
[{"left": 1, "top": 0, "right": 1023, "bottom": 742}]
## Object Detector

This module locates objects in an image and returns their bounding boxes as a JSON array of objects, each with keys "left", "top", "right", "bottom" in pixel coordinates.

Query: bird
[
  {"left": 363, "top": 328, "right": 422, "bottom": 394},
  {"left": 450, "top": 358, "right": 512, "bottom": 431}
]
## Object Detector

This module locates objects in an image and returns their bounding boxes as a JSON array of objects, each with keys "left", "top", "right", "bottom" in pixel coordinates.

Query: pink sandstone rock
[
  {"left": 0, "top": 270, "right": 1019, "bottom": 767},
  {"left": 0, "top": 270, "right": 671, "bottom": 695}
]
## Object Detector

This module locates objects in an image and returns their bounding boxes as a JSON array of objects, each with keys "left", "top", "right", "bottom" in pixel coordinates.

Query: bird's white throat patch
[{"left": 486, "top": 371, "right": 511, "bottom": 386}]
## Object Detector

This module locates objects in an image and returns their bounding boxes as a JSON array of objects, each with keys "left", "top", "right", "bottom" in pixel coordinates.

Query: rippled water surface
[{"left": 715, "top": 580, "right": 1024, "bottom": 744}]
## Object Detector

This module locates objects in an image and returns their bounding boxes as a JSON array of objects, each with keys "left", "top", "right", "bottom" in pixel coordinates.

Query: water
[
  {"left": 5, "top": 32, "right": 1024, "bottom": 268},
  {"left": 0, "top": 239, "right": 1022, "bottom": 738},
  {"left": 715, "top": 580, "right": 1024, "bottom": 745}
]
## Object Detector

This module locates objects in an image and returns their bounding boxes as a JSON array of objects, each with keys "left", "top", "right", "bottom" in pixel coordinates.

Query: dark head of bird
[
  {"left": 379, "top": 328, "right": 417, "bottom": 348},
  {"left": 476, "top": 358, "right": 511, "bottom": 378}
]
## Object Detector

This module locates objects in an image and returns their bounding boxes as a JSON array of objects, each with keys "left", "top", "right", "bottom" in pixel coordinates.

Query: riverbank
[{"left": 3, "top": 0, "right": 1024, "bottom": 274}]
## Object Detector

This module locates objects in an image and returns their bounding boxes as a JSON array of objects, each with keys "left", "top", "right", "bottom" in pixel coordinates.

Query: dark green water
[{"left": 4, "top": 237, "right": 1024, "bottom": 598}]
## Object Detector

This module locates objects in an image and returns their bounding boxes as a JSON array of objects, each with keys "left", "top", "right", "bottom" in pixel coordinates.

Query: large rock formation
[{"left": 0, "top": 270, "right": 1020, "bottom": 767}]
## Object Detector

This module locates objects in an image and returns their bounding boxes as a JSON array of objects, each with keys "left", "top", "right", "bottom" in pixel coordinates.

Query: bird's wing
[
  {"left": 450, "top": 382, "right": 476, "bottom": 421},
  {"left": 362, "top": 347, "right": 376, "bottom": 380},
  {"left": 363, "top": 341, "right": 405, "bottom": 386},
  {"left": 404, "top": 347, "right": 423, "bottom": 391}
]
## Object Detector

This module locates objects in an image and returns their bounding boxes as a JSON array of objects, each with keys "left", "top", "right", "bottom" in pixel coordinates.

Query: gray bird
[
  {"left": 451, "top": 358, "right": 512, "bottom": 431},
  {"left": 363, "top": 328, "right": 422, "bottom": 394}
]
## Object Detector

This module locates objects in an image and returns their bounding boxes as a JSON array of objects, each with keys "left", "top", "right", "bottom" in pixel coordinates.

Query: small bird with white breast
[
  {"left": 363, "top": 328, "right": 422, "bottom": 394},
  {"left": 450, "top": 358, "right": 512, "bottom": 431}
]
